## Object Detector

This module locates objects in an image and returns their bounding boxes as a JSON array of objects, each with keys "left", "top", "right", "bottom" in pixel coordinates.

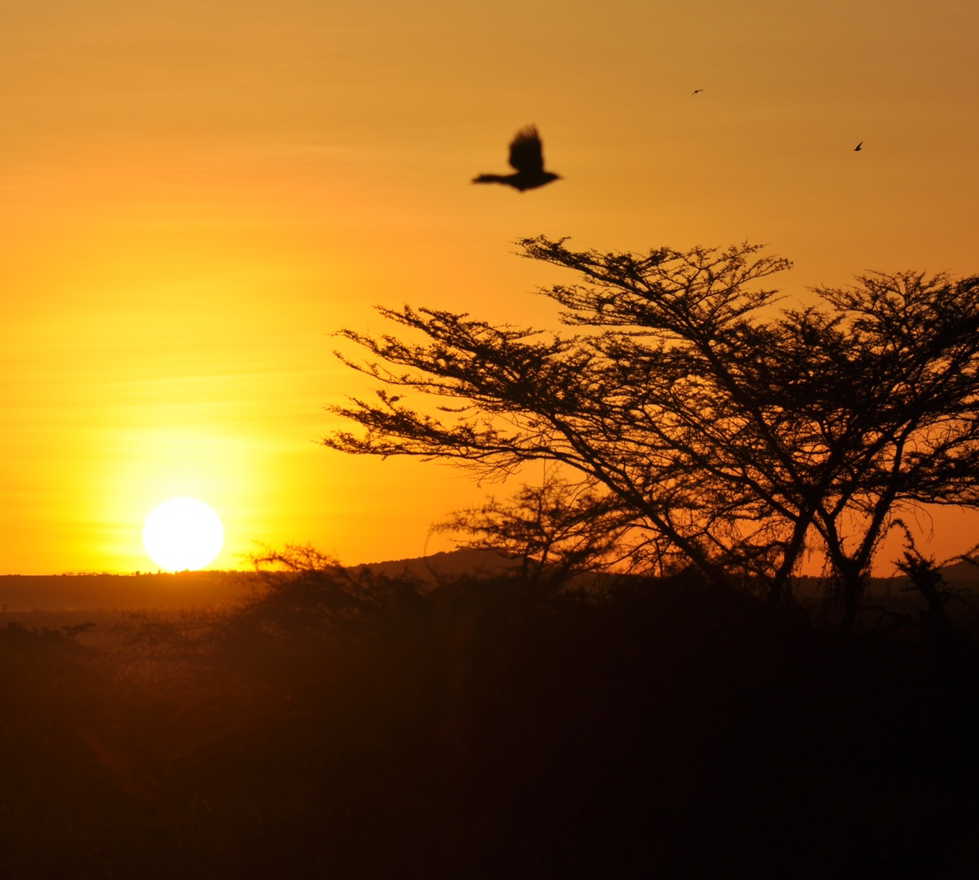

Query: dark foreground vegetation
[{"left": 3, "top": 564, "right": 979, "bottom": 879}]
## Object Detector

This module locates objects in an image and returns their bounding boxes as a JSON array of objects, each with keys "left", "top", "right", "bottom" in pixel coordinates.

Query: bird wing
[{"left": 508, "top": 126, "right": 545, "bottom": 174}]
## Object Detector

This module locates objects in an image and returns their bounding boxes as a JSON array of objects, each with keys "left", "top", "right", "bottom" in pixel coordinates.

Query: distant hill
[
  {"left": 926, "top": 558, "right": 979, "bottom": 588},
  {"left": 3, "top": 548, "right": 976, "bottom": 612},
  {"left": 0, "top": 550, "right": 518, "bottom": 612},
  {"left": 0, "top": 570, "right": 265, "bottom": 612},
  {"left": 349, "top": 548, "right": 519, "bottom": 583}
]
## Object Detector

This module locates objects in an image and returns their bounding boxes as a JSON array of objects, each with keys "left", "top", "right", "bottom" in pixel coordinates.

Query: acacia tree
[
  {"left": 326, "top": 236, "right": 979, "bottom": 626},
  {"left": 433, "top": 474, "right": 641, "bottom": 592}
]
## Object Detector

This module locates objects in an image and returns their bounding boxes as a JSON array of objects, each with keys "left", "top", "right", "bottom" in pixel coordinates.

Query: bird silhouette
[
  {"left": 692, "top": 88, "right": 704, "bottom": 95},
  {"left": 472, "top": 126, "right": 561, "bottom": 192},
  {"left": 854, "top": 141, "right": 863, "bottom": 151}
]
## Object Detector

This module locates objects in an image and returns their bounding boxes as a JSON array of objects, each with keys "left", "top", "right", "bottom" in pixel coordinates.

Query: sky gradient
[{"left": 3, "top": 0, "right": 978, "bottom": 573}]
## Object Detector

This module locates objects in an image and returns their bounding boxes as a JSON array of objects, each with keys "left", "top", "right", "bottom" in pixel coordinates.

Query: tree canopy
[{"left": 326, "top": 236, "right": 979, "bottom": 624}]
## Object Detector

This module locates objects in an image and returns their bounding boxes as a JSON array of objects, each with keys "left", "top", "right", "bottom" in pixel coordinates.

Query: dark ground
[{"left": 2, "top": 568, "right": 978, "bottom": 879}]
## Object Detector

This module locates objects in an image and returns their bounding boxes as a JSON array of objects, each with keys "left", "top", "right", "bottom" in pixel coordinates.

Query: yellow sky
[{"left": 3, "top": 0, "right": 978, "bottom": 573}]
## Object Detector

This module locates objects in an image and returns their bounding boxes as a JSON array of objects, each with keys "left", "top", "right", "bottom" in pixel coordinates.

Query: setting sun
[{"left": 142, "top": 497, "right": 224, "bottom": 571}]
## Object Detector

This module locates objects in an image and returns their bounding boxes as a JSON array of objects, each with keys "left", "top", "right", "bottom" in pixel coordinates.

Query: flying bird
[
  {"left": 853, "top": 141, "right": 863, "bottom": 151},
  {"left": 472, "top": 126, "right": 561, "bottom": 192},
  {"left": 692, "top": 88, "right": 704, "bottom": 95}
]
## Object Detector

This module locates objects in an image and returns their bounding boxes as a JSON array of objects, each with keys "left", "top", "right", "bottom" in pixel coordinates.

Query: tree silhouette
[
  {"left": 434, "top": 474, "right": 639, "bottom": 593},
  {"left": 326, "top": 237, "right": 979, "bottom": 626}
]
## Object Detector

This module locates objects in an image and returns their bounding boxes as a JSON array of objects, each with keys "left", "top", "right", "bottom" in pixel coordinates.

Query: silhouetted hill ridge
[
  {"left": 349, "top": 547, "right": 518, "bottom": 582},
  {"left": 0, "top": 570, "right": 262, "bottom": 612},
  {"left": 2, "top": 548, "right": 977, "bottom": 611}
]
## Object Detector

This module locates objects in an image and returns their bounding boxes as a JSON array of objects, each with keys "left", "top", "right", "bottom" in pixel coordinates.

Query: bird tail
[{"left": 472, "top": 174, "right": 506, "bottom": 184}]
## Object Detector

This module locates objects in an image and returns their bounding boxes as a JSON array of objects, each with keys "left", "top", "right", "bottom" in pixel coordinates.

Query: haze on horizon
[{"left": 3, "top": 0, "right": 978, "bottom": 574}]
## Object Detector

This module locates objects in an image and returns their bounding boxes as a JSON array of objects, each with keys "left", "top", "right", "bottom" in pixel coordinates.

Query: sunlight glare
[{"left": 142, "top": 496, "right": 224, "bottom": 571}]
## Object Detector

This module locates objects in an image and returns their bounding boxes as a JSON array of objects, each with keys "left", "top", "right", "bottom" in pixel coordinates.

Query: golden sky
[{"left": 3, "top": 0, "right": 978, "bottom": 573}]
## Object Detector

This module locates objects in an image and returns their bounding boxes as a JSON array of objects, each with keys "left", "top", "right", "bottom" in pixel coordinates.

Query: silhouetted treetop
[
  {"left": 518, "top": 236, "right": 791, "bottom": 333},
  {"left": 327, "top": 236, "right": 979, "bottom": 627}
]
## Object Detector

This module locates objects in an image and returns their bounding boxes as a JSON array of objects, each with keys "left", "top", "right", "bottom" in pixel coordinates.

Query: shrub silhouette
[{"left": 3, "top": 564, "right": 978, "bottom": 878}]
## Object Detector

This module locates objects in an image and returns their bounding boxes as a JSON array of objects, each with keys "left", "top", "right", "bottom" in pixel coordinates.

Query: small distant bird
[
  {"left": 472, "top": 126, "right": 561, "bottom": 192},
  {"left": 692, "top": 88, "right": 704, "bottom": 95},
  {"left": 853, "top": 141, "right": 863, "bottom": 151}
]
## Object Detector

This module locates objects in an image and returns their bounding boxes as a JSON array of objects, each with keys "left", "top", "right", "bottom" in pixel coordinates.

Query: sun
[{"left": 142, "top": 496, "right": 224, "bottom": 571}]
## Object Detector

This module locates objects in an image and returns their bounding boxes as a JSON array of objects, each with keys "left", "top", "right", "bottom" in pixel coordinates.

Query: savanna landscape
[
  {"left": 6, "top": 2, "right": 979, "bottom": 877},
  {"left": 3, "top": 541, "right": 979, "bottom": 878},
  {"left": 7, "top": 238, "right": 979, "bottom": 878}
]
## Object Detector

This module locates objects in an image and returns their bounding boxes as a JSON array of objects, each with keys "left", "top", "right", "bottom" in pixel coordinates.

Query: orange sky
[{"left": 3, "top": 0, "right": 978, "bottom": 573}]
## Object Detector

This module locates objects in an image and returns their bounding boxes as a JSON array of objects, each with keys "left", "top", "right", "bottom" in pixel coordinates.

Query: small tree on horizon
[
  {"left": 433, "top": 473, "right": 641, "bottom": 592},
  {"left": 325, "top": 236, "right": 979, "bottom": 628}
]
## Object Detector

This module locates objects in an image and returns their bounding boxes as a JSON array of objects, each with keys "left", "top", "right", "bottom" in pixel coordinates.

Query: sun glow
[{"left": 142, "top": 497, "right": 224, "bottom": 571}]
